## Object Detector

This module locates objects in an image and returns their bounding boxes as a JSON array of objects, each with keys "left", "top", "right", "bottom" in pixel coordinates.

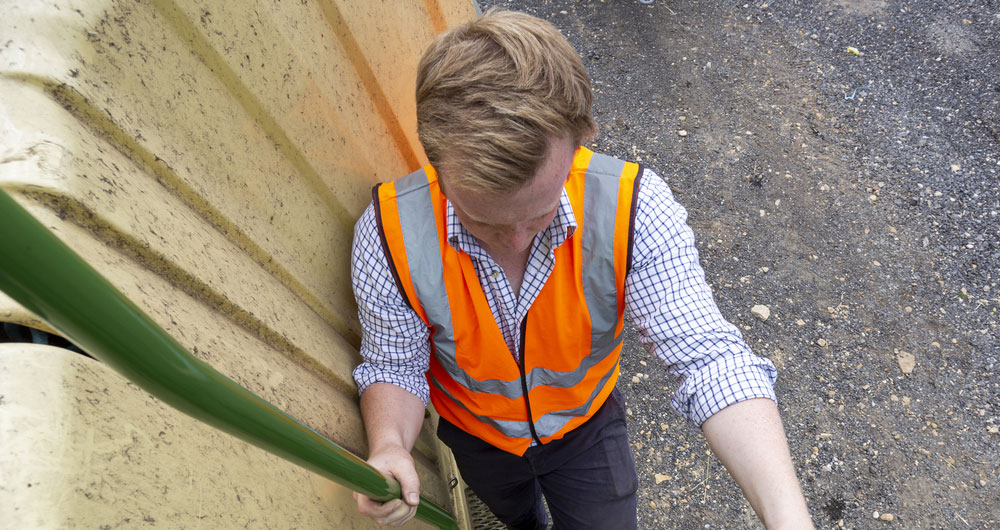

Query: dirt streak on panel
[
  {"left": 423, "top": 0, "right": 449, "bottom": 34},
  {"left": 147, "top": 0, "right": 361, "bottom": 230},
  {"left": 5, "top": 181, "right": 358, "bottom": 398},
  {"left": 316, "top": 0, "right": 422, "bottom": 170},
  {"left": 2, "top": 72, "right": 361, "bottom": 351}
]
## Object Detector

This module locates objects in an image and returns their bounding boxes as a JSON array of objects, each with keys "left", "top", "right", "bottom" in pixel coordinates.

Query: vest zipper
[{"left": 518, "top": 317, "right": 543, "bottom": 446}]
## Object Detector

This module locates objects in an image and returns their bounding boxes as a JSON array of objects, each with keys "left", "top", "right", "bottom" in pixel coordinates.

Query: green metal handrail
[{"left": 0, "top": 189, "right": 457, "bottom": 530}]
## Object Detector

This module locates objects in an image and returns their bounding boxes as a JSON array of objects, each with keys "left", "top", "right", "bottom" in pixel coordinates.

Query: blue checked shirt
[{"left": 351, "top": 167, "right": 777, "bottom": 426}]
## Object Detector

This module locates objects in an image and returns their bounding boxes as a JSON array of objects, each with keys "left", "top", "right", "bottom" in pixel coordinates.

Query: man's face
[{"left": 441, "top": 137, "right": 576, "bottom": 257}]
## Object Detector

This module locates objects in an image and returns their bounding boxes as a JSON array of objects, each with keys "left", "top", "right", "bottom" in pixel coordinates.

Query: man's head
[{"left": 415, "top": 9, "right": 596, "bottom": 195}]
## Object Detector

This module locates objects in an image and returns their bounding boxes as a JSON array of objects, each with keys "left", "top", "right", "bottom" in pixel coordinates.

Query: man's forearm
[
  {"left": 360, "top": 382, "right": 426, "bottom": 453},
  {"left": 354, "top": 383, "right": 427, "bottom": 524},
  {"left": 701, "top": 397, "right": 814, "bottom": 529}
]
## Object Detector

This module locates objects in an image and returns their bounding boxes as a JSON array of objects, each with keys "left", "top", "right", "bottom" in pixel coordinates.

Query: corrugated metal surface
[{"left": 0, "top": 1, "right": 476, "bottom": 528}]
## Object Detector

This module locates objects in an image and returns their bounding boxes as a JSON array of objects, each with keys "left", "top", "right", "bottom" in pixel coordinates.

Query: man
[{"left": 351, "top": 9, "right": 813, "bottom": 529}]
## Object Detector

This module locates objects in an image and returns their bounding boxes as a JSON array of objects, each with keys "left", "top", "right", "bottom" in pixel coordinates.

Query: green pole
[{"left": 0, "top": 189, "right": 457, "bottom": 530}]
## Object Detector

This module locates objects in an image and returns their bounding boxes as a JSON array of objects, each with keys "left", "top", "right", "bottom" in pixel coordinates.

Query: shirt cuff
[
  {"left": 671, "top": 356, "right": 778, "bottom": 426},
  {"left": 353, "top": 363, "right": 431, "bottom": 406}
]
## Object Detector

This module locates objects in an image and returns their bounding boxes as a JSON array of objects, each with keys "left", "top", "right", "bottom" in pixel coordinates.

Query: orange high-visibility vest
[{"left": 372, "top": 147, "right": 643, "bottom": 456}]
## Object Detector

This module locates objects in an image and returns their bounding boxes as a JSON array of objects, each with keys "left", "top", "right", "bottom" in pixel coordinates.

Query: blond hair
[{"left": 415, "top": 9, "right": 597, "bottom": 193}]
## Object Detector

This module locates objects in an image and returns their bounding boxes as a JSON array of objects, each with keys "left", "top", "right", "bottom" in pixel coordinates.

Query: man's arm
[
  {"left": 350, "top": 204, "right": 434, "bottom": 526},
  {"left": 625, "top": 171, "right": 813, "bottom": 526},
  {"left": 702, "top": 398, "right": 813, "bottom": 529},
  {"left": 353, "top": 383, "right": 427, "bottom": 526}
]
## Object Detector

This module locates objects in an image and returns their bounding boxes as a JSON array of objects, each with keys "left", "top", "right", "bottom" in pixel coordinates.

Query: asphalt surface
[{"left": 481, "top": 1, "right": 998, "bottom": 528}]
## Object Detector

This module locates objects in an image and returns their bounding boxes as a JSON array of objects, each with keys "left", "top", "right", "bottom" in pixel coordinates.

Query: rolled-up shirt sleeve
[
  {"left": 351, "top": 203, "right": 432, "bottom": 405},
  {"left": 625, "top": 170, "right": 777, "bottom": 426}
]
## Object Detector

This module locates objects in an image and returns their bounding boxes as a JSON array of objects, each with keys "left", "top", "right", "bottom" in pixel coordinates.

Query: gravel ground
[{"left": 481, "top": 1, "right": 998, "bottom": 528}]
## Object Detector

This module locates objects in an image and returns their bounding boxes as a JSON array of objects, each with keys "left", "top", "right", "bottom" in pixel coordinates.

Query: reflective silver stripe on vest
[
  {"left": 522, "top": 332, "right": 623, "bottom": 389},
  {"left": 395, "top": 169, "right": 451, "bottom": 327},
  {"left": 429, "top": 372, "right": 534, "bottom": 440},
  {"left": 392, "top": 156, "right": 629, "bottom": 414},
  {"left": 580, "top": 153, "right": 628, "bottom": 354},
  {"left": 533, "top": 350, "right": 622, "bottom": 439}
]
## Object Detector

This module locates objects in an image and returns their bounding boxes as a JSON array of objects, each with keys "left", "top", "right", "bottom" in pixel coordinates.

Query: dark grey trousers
[{"left": 437, "top": 389, "right": 639, "bottom": 530}]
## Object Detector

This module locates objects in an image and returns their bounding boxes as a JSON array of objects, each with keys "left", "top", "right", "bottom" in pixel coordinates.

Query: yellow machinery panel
[
  {"left": 1, "top": 345, "right": 389, "bottom": 529},
  {"left": 0, "top": 0, "right": 478, "bottom": 528}
]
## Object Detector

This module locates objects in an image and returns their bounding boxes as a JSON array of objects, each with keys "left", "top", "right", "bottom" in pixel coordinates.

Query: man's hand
[
  {"left": 354, "top": 444, "right": 421, "bottom": 526},
  {"left": 355, "top": 383, "right": 428, "bottom": 526}
]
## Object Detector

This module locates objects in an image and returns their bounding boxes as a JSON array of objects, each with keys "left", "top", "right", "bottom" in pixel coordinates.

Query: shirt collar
[{"left": 446, "top": 188, "right": 578, "bottom": 256}]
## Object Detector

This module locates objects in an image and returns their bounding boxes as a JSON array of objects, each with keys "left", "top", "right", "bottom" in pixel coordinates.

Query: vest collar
[{"left": 445, "top": 188, "right": 578, "bottom": 257}]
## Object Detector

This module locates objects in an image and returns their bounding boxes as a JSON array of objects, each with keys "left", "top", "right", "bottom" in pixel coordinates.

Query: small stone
[
  {"left": 873, "top": 511, "right": 880, "bottom": 519},
  {"left": 817, "top": 338, "right": 828, "bottom": 347},
  {"left": 654, "top": 473, "right": 672, "bottom": 484},
  {"left": 897, "top": 351, "right": 916, "bottom": 374},
  {"left": 951, "top": 163, "right": 961, "bottom": 172},
  {"left": 631, "top": 375, "right": 641, "bottom": 384},
  {"left": 987, "top": 425, "right": 999, "bottom": 434},
  {"left": 879, "top": 513, "right": 894, "bottom": 521},
  {"left": 796, "top": 319, "right": 806, "bottom": 326},
  {"left": 901, "top": 396, "right": 911, "bottom": 406},
  {"left": 677, "top": 129, "right": 688, "bottom": 137},
  {"left": 751, "top": 304, "right": 771, "bottom": 321}
]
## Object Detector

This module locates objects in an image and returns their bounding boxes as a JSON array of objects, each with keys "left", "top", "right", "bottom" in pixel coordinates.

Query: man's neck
[{"left": 487, "top": 246, "right": 532, "bottom": 299}]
